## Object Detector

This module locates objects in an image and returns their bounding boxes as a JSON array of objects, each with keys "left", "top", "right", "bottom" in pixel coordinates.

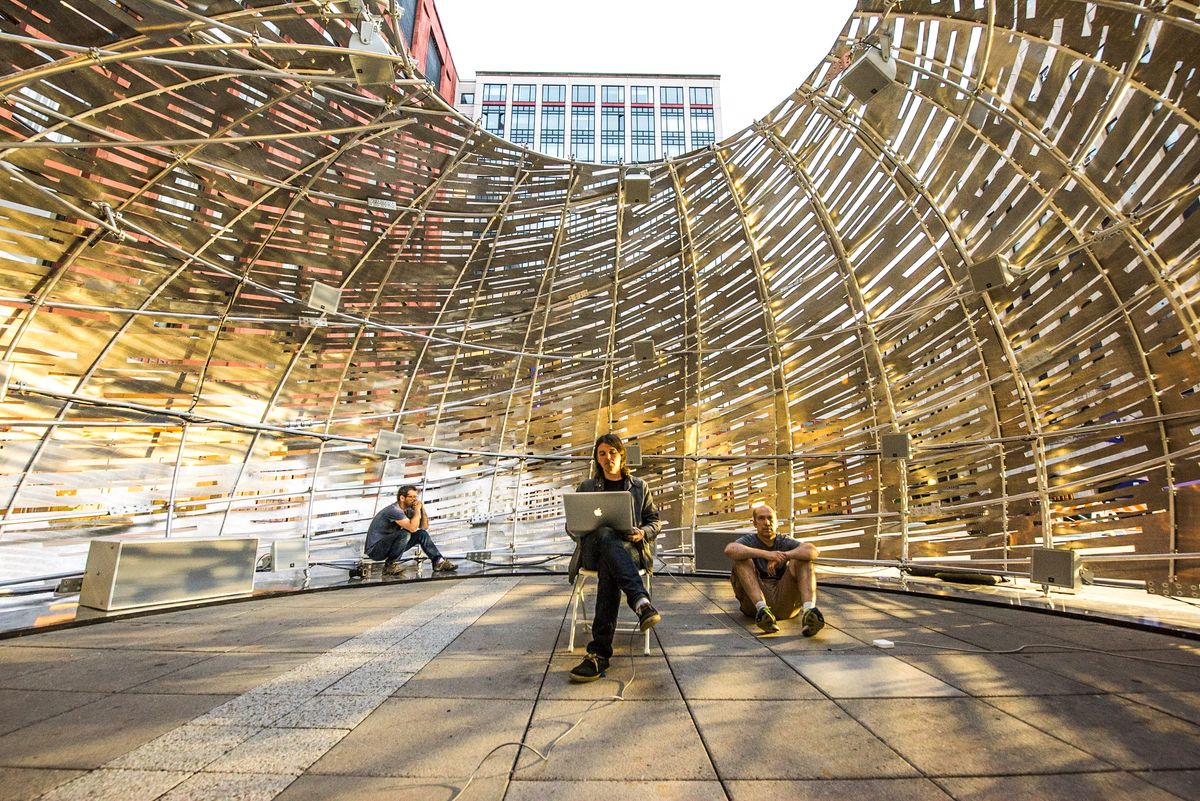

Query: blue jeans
[
  {"left": 366, "top": 528, "right": 443, "bottom": 564},
  {"left": 584, "top": 526, "right": 650, "bottom": 660}
]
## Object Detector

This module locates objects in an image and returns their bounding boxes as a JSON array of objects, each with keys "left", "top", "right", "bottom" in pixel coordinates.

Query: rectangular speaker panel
[
  {"left": 80, "top": 536, "right": 259, "bottom": 611},
  {"left": 1030, "top": 547, "right": 1081, "bottom": 590},
  {"left": 694, "top": 528, "right": 744, "bottom": 574}
]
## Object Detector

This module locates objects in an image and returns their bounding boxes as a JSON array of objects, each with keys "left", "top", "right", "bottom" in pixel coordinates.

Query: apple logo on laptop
[{"left": 593, "top": 507, "right": 603, "bottom": 517}]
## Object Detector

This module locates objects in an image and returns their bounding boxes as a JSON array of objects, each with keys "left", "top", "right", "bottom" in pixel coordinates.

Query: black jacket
[{"left": 566, "top": 474, "right": 661, "bottom": 581}]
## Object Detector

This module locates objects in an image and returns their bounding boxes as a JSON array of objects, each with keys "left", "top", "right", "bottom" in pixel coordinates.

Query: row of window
[
  {"left": 467, "top": 84, "right": 714, "bottom": 106},
  {"left": 485, "top": 105, "right": 714, "bottom": 162}
]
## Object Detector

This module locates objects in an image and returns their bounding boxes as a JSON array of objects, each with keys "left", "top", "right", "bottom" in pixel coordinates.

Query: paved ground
[{"left": 1, "top": 574, "right": 1198, "bottom": 801}]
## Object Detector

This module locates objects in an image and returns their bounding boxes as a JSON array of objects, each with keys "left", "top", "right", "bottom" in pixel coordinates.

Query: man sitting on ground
[
  {"left": 365, "top": 485, "right": 457, "bottom": 576},
  {"left": 724, "top": 503, "right": 824, "bottom": 636}
]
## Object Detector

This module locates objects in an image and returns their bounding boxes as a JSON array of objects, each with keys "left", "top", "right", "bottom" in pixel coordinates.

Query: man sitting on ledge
[
  {"left": 365, "top": 485, "right": 457, "bottom": 576},
  {"left": 725, "top": 503, "right": 824, "bottom": 636}
]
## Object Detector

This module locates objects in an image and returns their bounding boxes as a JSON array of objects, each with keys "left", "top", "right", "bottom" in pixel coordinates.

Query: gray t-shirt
[
  {"left": 734, "top": 531, "right": 802, "bottom": 580},
  {"left": 365, "top": 503, "right": 413, "bottom": 553}
]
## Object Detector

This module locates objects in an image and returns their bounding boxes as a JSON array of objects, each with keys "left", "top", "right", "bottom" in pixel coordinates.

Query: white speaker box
[
  {"left": 625, "top": 442, "right": 642, "bottom": 467},
  {"left": 1030, "top": 547, "right": 1081, "bottom": 590},
  {"left": 348, "top": 19, "right": 395, "bottom": 86},
  {"left": 968, "top": 254, "right": 1014, "bottom": 293},
  {"left": 840, "top": 48, "right": 897, "bottom": 104},
  {"left": 271, "top": 538, "right": 309, "bottom": 571},
  {"left": 880, "top": 431, "right": 911, "bottom": 460},
  {"left": 373, "top": 429, "right": 404, "bottom": 457},
  {"left": 306, "top": 280, "right": 341, "bottom": 314},
  {"left": 625, "top": 171, "right": 651, "bottom": 204}
]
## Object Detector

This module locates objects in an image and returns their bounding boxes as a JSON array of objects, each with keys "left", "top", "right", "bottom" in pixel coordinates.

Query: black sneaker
[
  {"left": 636, "top": 601, "right": 661, "bottom": 632},
  {"left": 569, "top": 653, "right": 609, "bottom": 682},
  {"left": 800, "top": 606, "right": 826, "bottom": 637},
  {"left": 755, "top": 605, "right": 780, "bottom": 634}
]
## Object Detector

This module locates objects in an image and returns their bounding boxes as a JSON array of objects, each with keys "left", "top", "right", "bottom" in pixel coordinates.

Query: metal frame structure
[{"left": 0, "top": 1, "right": 1196, "bottom": 596}]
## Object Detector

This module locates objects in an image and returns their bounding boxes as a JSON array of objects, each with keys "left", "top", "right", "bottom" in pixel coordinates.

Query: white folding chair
[{"left": 568, "top": 567, "right": 653, "bottom": 656}]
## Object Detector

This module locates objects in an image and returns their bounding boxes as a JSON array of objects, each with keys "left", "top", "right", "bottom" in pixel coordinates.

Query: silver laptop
[{"left": 562, "top": 491, "right": 635, "bottom": 534}]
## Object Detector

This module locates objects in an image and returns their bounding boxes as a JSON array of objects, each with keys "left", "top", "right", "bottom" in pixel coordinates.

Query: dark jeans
[
  {"left": 584, "top": 526, "right": 650, "bottom": 660},
  {"left": 366, "top": 529, "right": 443, "bottom": 564}
]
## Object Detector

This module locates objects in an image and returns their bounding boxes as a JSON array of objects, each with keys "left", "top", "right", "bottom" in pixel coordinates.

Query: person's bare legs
[
  {"left": 730, "top": 558, "right": 764, "bottom": 617},
  {"left": 774, "top": 542, "right": 824, "bottom": 636},
  {"left": 773, "top": 559, "right": 812, "bottom": 619}
]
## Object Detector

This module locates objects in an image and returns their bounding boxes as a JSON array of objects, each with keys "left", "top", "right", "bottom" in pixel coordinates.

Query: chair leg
[
  {"left": 569, "top": 575, "right": 588, "bottom": 653},
  {"left": 643, "top": 571, "right": 653, "bottom": 655}
]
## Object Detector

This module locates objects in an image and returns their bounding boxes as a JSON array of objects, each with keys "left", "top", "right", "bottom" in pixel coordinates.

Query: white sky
[{"left": 432, "top": 0, "right": 858, "bottom": 135}]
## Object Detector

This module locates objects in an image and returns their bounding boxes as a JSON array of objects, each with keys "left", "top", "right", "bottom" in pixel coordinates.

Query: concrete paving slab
[
  {"left": 828, "top": 607, "right": 923, "bottom": 626},
  {"left": 653, "top": 617, "right": 772, "bottom": 657},
  {"left": 256, "top": 652, "right": 374, "bottom": 688},
  {"left": 938, "top": 772, "right": 1187, "bottom": 801},
  {"left": 988, "top": 694, "right": 1200, "bottom": 770},
  {"left": 126, "top": 652, "right": 315, "bottom": 695},
  {"left": 0, "top": 768, "right": 85, "bottom": 801},
  {"left": 839, "top": 697, "right": 1107, "bottom": 776},
  {"left": 37, "top": 767, "right": 190, "bottom": 801},
  {"left": 506, "top": 779, "right": 728, "bottom": 801},
  {"left": 393, "top": 655, "right": 546, "bottom": 700},
  {"left": 934, "top": 602, "right": 1052, "bottom": 625},
  {"left": 541, "top": 654, "right": 681, "bottom": 700},
  {"left": 834, "top": 624, "right": 988, "bottom": 654},
  {"left": 0, "top": 692, "right": 229, "bottom": 768},
  {"left": 203, "top": 726, "right": 350, "bottom": 774},
  {"left": 780, "top": 652, "right": 964, "bottom": 698},
  {"left": 1011, "top": 650, "right": 1200, "bottom": 693},
  {"left": 669, "top": 655, "right": 822, "bottom": 700},
  {"left": 273, "top": 774, "right": 510, "bottom": 801},
  {"left": 1135, "top": 769, "right": 1200, "bottom": 801},
  {"left": 0, "top": 645, "right": 89, "bottom": 682},
  {"left": 2, "top": 648, "right": 210, "bottom": 692},
  {"left": 689, "top": 699, "right": 917, "bottom": 780},
  {"left": 232, "top": 624, "right": 362, "bottom": 654},
  {"left": 925, "top": 621, "right": 1078, "bottom": 652},
  {"left": 107, "top": 722, "right": 261, "bottom": 771},
  {"left": 518, "top": 699, "right": 715, "bottom": 780},
  {"left": 757, "top": 625, "right": 866, "bottom": 653},
  {"left": 0, "top": 688, "right": 107, "bottom": 736},
  {"left": 320, "top": 664, "right": 416, "bottom": 696},
  {"left": 193, "top": 690, "right": 310, "bottom": 727},
  {"left": 1020, "top": 621, "right": 1200, "bottom": 655},
  {"left": 13, "top": 620, "right": 276, "bottom": 652},
  {"left": 308, "top": 697, "right": 534, "bottom": 777},
  {"left": 158, "top": 771, "right": 300, "bottom": 801},
  {"left": 274, "top": 691, "right": 390, "bottom": 729},
  {"left": 725, "top": 778, "right": 953, "bottom": 800},
  {"left": 893, "top": 653, "right": 1098, "bottom": 696},
  {"left": 436, "top": 623, "right": 563, "bottom": 658},
  {"left": 1119, "top": 690, "right": 1200, "bottom": 727}
]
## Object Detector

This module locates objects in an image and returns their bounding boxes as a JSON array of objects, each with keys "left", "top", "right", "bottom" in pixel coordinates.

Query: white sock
[
  {"left": 802, "top": 601, "right": 816, "bottom": 612},
  {"left": 635, "top": 598, "right": 650, "bottom": 611},
  {"left": 755, "top": 600, "right": 767, "bottom": 613}
]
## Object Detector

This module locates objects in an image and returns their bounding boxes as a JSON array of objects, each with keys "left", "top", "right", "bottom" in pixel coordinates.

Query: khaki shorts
[{"left": 731, "top": 571, "right": 803, "bottom": 620}]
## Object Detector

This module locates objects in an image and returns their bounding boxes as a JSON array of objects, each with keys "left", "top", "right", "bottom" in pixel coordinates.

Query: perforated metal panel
[{"left": 0, "top": 1, "right": 1196, "bottom": 596}]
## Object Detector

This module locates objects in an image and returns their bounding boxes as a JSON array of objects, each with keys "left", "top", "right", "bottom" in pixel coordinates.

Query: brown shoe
[
  {"left": 383, "top": 561, "right": 405, "bottom": 576},
  {"left": 434, "top": 558, "right": 458, "bottom": 572}
]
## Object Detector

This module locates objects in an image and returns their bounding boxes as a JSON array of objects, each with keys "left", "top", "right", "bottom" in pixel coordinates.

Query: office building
[{"left": 456, "top": 71, "right": 722, "bottom": 161}]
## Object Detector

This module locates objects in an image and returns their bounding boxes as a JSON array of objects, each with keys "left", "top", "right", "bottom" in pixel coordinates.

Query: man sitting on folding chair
[{"left": 565, "top": 433, "right": 663, "bottom": 683}]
